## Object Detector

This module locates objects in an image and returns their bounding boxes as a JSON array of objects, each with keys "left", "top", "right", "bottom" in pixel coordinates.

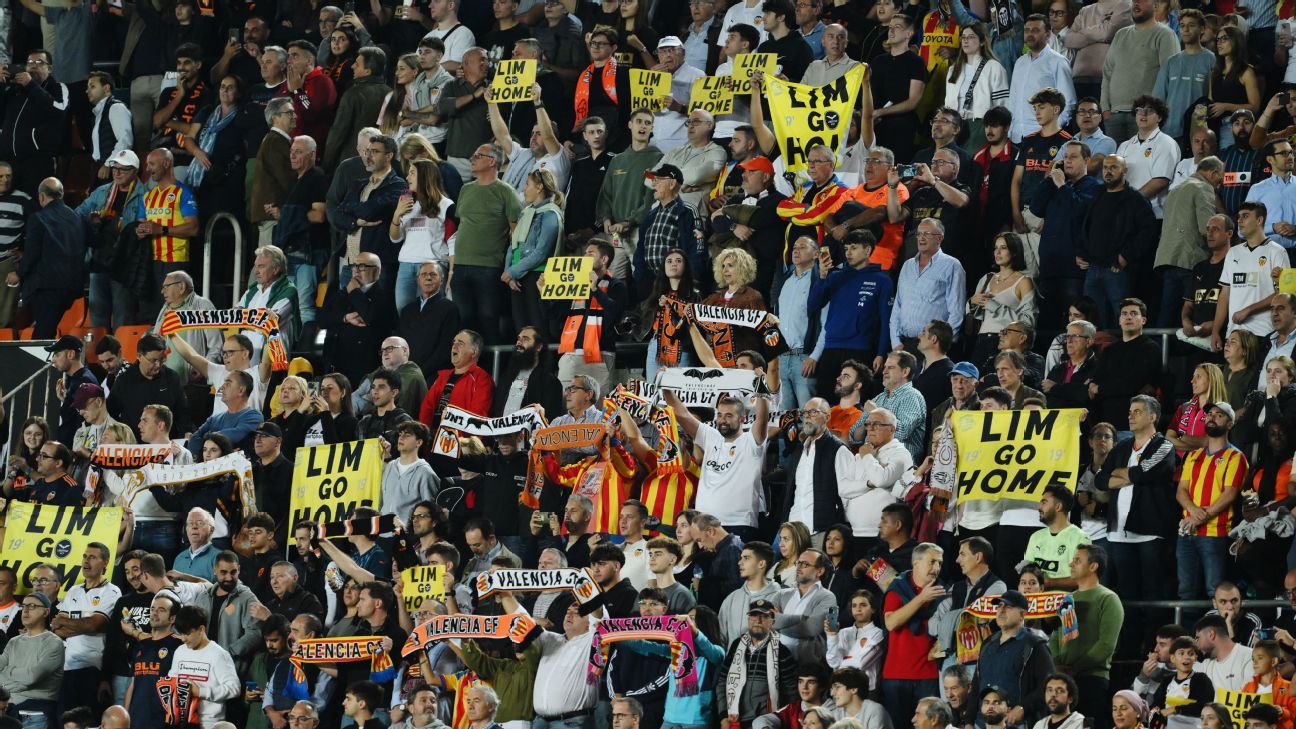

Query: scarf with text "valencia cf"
[
  {"left": 681, "top": 302, "right": 790, "bottom": 366},
  {"left": 289, "top": 636, "right": 397, "bottom": 689},
  {"left": 402, "top": 613, "right": 538, "bottom": 657},
  {"left": 475, "top": 568, "right": 603, "bottom": 605},
  {"left": 91, "top": 444, "right": 173, "bottom": 469},
  {"left": 589, "top": 615, "right": 701, "bottom": 696},
  {"left": 155, "top": 675, "right": 201, "bottom": 726},
  {"left": 315, "top": 513, "right": 419, "bottom": 571},
  {"left": 521, "top": 423, "right": 608, "bottom": 509},
  {"left": 159, "top": 307, "right": 288, "bottom": 370}
]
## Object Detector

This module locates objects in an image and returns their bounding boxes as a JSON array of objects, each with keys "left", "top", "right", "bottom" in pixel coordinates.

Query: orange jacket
[{"left": 1242, "top": 674, "right": 1296, "bottom": 729}]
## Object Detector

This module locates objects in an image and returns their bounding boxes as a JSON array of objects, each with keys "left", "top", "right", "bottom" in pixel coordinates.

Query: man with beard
[
  {"left": 1032, "top": 673, "right": 1085, "bottom": 729},
  {"left": 828, "top": 360, "right": 872, "bottom": 442},
  {"left": 1176, "top": 403, "right": 1245, "bottom": 601},
  {"left": 721, "top": 599, "right": 799, "bottom": 727},
  {"left": 103, "top": 551, "right": 154, "bottom": 706},
  {"left": 1219, "top": 111, "right": 1258, "bottom": 217},
  {"left": 969, "top": 590, "right": 1055, "bottom": 728},
  {"left": 669, "top": 391, "right": 769, "bottom": 542},
  {"left": 1023, "top": 485, "right": 1091, "bottom": 590},
  {"left": 980, "top": 686, "right": 1011, "bottom": 729},
  {"left": 773, "top": 550, "right": 837, "bottom": 666},
  {"left": 246, "top": 615, "right": 294, "bottom": 727},
  {"left": 123, "top": 593, "right": 183, "bottom": 727},
  {"left": 193, "top": 551, "right": 264, "bottom": 674},
  {"left": 1076, "top": 156, "right": 1157, "bottom": 329},
  {"left": 492, "top": 326, "right": 563, "bottom": 419}
]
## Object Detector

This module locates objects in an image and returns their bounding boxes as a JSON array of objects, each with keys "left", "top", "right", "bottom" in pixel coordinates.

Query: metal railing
[
  {"left": 1122, "top": 598, "right": 1290, "bottom": 628},
  {"left": 483, "top": 341, "right": 650, "bottom": 382},
  {"left": 0, "top": 349, "right": 58, "bottom": 455},
  {"left": 201, "top": 212, "right": 244, "bottom": 306}
]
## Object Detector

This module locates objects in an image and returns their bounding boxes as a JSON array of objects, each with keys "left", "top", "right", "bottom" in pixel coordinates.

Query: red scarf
[{"left": 575, "top": 58, "right": 618, "bottom": 130}]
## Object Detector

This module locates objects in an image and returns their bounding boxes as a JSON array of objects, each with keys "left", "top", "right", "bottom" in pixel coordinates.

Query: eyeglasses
[
  {"left": 161, "top": 280, "right": 185, "bottom": 289},
  {"left": 31, "top": 577, "right": 55, "bottom": 585},
  {"left": 288, "top": 717, "right": 317, "bottom": 725},
  {"left": 35, "top": 452, "right": 55, "bottom": 459},
  {"left": 141, "top": 354, "right": 166, "bottom": 366},
  {"left": 1064, "top": 334, "right": 1091, "bottom": 340},
  {"left": 588, "top": 41, "right": 611, "bottom": 47},
  {"left": 1047, "top": 8, "right": 1067, "bottom": 15},
  {"left": 864, "top": 421, "right": 893, "bottom": 429},
  {"left": 684, "top": 119, "right": 710, "bottom": 127},
  {"left": 1000, "top": 328, "right": 1025, "bottom": 337},
  {"left": 411, "top": 512, "right": 433, "bottom": 521},
  {"left": 380, "top": 345, "right": 402, "bottom": 353},
  {"left": 20, "top": 603, "right": 46, "bottom": 611},
  {"left": 220, "top": 349, "right": 244, "bottom": 358},
  {"left": 564, "top": 385, "right": 591, "bottom": 393},
  {"left": 350, "top": 263, "right": 377, "bottom": 270},
  {"left": 469, "top": 152, "right": 493, "bottom": 160},
  {"left": 801, "top": 409, "right": 828, "bottom": 417},
  {"left": 808, "top": 158, "right": 834, "bottom": 166},
  {"left": 1076, "top": 108, "right": 1101, "bottom": 116},
  {"left": 930, "top": 117, "right": 957, "bottom": 126},
  {"left": 25, "top": 59, "right": 47, "bottom": 66}
]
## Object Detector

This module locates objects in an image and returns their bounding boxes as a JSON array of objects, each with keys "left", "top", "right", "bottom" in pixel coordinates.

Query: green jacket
[
  {"left": 460, "top": 638, "right": 541, "bottom": 723},
  {"left": 1048, "top": 584, "right": 1124, "bottom": 679},
  {"left": 324, "top": 75, "right": 393, "bottom": 169},
  {"left": 596, "top": 145, "right": 662, "bottom": 229}
]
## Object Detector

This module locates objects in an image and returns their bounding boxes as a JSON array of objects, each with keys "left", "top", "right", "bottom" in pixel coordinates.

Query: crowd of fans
[{"left": 0, "top": 0, "right": 1294, "bottom": 727}]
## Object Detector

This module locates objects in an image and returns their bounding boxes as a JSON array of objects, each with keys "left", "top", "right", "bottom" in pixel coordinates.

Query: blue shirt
[
  {"left": 186, "top": 406, "right": 264, "bottom": 455},
  {"left": 801, "top": 21, "right": 827, "bottom": 59},
  {"left": 174, "top": 542, "right": 218, "bottom": 581},
  {"left": 1152, "top": 50, "right": 1216, "bottom": 138},
  {"left": 776, "top": 265, "right": 826, "bottom": 358},
  {"left": 684, "top": 17, "right": 715, "bottom": 71},
  {"left": 1246, "top": 173, "right": 1296, "bottom": 248},
  {"left": 1056, "top": 129, "right": 1117, "bottom": 161},
  {"left": 976, "top": 628, "right": 1032, "bottom": 706},
  {"left": 890, "top": 249, "right": 967, "bottom": 346},
  {"left": 809, "top": 262, "right": 894, "bottom": 354},
  {"left": 874, "top": 382, "right": 928, "bottom": 460},
  {"left": 1007, "top": 48, "right": 1077, "bottom": 142}
]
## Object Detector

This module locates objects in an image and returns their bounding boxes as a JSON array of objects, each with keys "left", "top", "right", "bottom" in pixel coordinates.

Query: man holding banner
[
  {"left": 548, "top": 240, "right": 627, "bottom": 391},
  {"left": 487, "top": 82, "right": 571, "bottom": 195}
]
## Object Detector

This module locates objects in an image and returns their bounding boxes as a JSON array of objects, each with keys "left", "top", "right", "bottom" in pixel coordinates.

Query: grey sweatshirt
[
  {"left": 381, "top": 458, "right": 440, "bottom": 524},
  {"left": 0, "top": 630, "right": 65, "bottom": 702}
]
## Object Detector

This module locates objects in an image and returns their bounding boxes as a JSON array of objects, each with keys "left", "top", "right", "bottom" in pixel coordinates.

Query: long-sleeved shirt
[
  {"left": 596, "top": 146, "right": 663, "bottom": 228},
  {"left": 380, "top": 458, "right": 440, "bottom": 523},
  {"left": 1007, "top": 48, "right": 1076, "bottom": 142},
  {"left": 532, "top": 629, "right": 598, "bottom": 717},
  {"left": 186, "top": 406, "right": 264, "bottom": 455},
  {"left": 1101, "top": 21, "right": 1180, "bottom": 113},
  {"left": 1077, "top": 184, "right": 1157, "bottom": 267},
  {"left": 873, "top": 384, "right": 928, "bottom": 461},
  {"left": 168, "top": 640, "right": 242, "bottom": 727},
  {"left": 280, "top": 67, "right": 337, "bottom": 151},
  {"left": 890, "top": 250, "right": 966, "bottom": 346},
  {"left": 90, "top": 95, "right": 132, "bottom": 163},
  {"left": 1246, "top": 174, "right": 1296, "bottom": 249},
  {"left": 1048, "top": 584, "right": 1124, "bottom": 679},
  {"left": 777, "top": 266, "right": 827, "bottom": 359},
  {"left": 810, "top": 263, "right": 893, "bottom": 355},
  {"left": 461, "top": 638, "right": 541, "bottom": 723},
  {"left": 1031, "top": 174, "right": 1103, "bottom": 279},
  {"left": 1066, "top": 0, "right": 1133, "bottom": 80},
  {"left": 0, "top": 629, "right": 63, "bottom": 703},
  {"left": 719, "top": 581, "right": 782, "bottom": 647},
  {"left": 653, "top": 141, "right": 727, "bottom": 211}
]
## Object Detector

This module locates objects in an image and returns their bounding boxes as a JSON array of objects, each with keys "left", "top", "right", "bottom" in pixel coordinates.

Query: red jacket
[
  {"left": 280, "top": 67, "right": 337, "bottom": 156},
  {"left": 419, "top": 364, "right": 494, "bottom": 427}
]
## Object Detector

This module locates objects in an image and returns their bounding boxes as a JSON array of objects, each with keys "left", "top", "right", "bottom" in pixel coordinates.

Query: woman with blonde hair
[
  {"left": 1166, "top": 363, "right": 1227, "bottom": 454},
  {"left": 271, "top": 375, "right": 314, "bottom": 460},
  {"left": 505, "top": 168, "right": 564, "bottom": 332},
  {"left": 378, "top": 53, "right": 421, "bottom": 143},
  {"left": 771, "top": 521, "right": 812, "bottom": 587},
  {"left": 398, "top": 132, "right": 462, "bottom": 200},
  {"left": 90, "top": 423, "right": 138, "bottom": 506},
  {"left": 944, "top": 22, "right": 1008, "bottom": 151},
  {"left": 391, "top": 159, "right": 455, "bottom": 311},
  {"left": 689, "top": 248, "right": 775, "bottom": 377}
]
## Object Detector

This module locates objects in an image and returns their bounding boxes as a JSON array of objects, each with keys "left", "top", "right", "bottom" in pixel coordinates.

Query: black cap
[
  {"left": 980, "top": 684, "right": 1008, "bottom": 701},
  {"left": 748, "top": 598, "right": 776, "bottom": 615},
  {"left": 992, "top": 590, "right": 1030, "bottom": 610},
  {"left": 44, "top": 334, "right": 83, "bottom": 353},
  {"left": 254, "top": 422, "right": 284, "bottom": 439},
  {"left": 644, "top": 164, "right": 684, "bottom": 184}
]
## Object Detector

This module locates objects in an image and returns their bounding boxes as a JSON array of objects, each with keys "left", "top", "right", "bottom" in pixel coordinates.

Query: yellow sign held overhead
[
  {"left": 630, "top": 68, "right": 672, "bottom": 113},
  {"left": 764, "top": 64, "right": 867, "bottom": 173},
  {"left": 490, "top": 59, "right": 537, "bottom": 103},
  {"left": 3, "top": 503, "right": 123, "bottom": 597},
  {"left": 1216, "top": 689, "right": 1272, "bottom": 726},
  {"left": 540, "top": 256, "right": 594, "bottom": 300},
  {"left": 951, "top": 408, "right": 1083, "bottom": 502},
  {"left": 689, "top": 76, "right": 733, "bottom": 115},
  {"left": 400, "top": 564, "right": 446, "bottom": 613},
  {"left": 732, "top": 53, "right": 776, "bottom": 96},
  {"left": 289, "top": 439, "right": 384, "bottom": 528}
]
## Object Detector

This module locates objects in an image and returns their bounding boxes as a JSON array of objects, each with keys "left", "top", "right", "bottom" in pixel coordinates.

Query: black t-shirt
[
  {"left": 1186, "top": 256, "right": 1226, "bottom": 326},
  {"left": 240, "top": 550, "right": 279, "bottom": 603},
  {"left": 1014, "top": 130, "right": 1071, "bottom": 204},
  {"left": 567, "top": 151, "right": 615, "bottom": 232},
  {"left": 107, "top": 589, "right": 155, "bottom": 676},
  {"left": 870, "top": 51, "right": 926, "bottom": 108},
  {"left": 905, "top": 180, "right": 972, "bottom": 255},
  {"left": 757, "top": 31, "right": 815, "bottom": 83},
  {"left": 152, "top": 80, "right": 213, "bottom": 155},
  {"left": 483, "top": 23, "right": 532, "bottom": 64},
  {"left": 128, "top": 635, "right": 185, "bottom": 728},
  {"left": 283, "top": 166, "right": 330, "bottom": 255}
]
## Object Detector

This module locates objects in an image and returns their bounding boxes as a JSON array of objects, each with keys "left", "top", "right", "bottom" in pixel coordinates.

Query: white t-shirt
[
  {"left": 58, "top": 579, "right": 122, "bottom": 670},
  {"left": 1116, "top": 129, "right": 1181, "bottom": 219},
  {"left": 1109, "top": 439, "right": 1159, "bottom": 544},
  {"left": 1169, "top": 157, "right": 1198, "bottom": 191},
  {"left": 715, "top": 0, "right": 767, "bottom": 47},
  {"left": 169, "top": 640, "right": 241, "bottom": 727},
  {"left": 1220, "top": 239, "right": 1290, "bottom": 338},
  {"left": 205, "top": 362, "right": 265, "bottom": 417},
  {"left": 1281, "top": 21, "right": 1295, "bottom": 83},
  {"left": 504, "top": 144, "right": 572, "bottom": 196},
  {"left": 622, "top": 538, "right": 652, "bottom": 591},
  {"left": 1195, "top": 643, "right": 1254, "bottom": 692},
  {"left": 395, "top": 196, "right": 455, "bottom": 264},
  {"left": 425, "top": 24, "right": 476, "bottom": 65},
  {"left": 695, "top": 423, "right": 766, "bottom": 527}
]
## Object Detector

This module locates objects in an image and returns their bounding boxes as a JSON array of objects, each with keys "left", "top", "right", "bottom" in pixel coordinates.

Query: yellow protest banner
[
  {"left": 1216, "top": 689, "right": 1272, "bottom": 725},
  {"left": 732, "top": 53, "right": 776, "bottom": 96},
  {"left": 764, "top": 64, "right": 867, "bottom": 172},
  {"left": 689, "top": 76, "right": 733, "bottom": 115},
  {"left": 630, "top": 68, "right": 672, "bottom": 113},
  {"left": 3, "top": 503, "right": 123, "bottom": 597},
  {"left": 289, "top": 439, "right": 384, "bottom": 527},
  {"left": 951, "top": 408, "right": 1083, "bottom": 502},
  {"left": 400, "top": 564, "right": 446, "bottom": 613},
  {"left": 540, "top": 256, "right": 594, "bottom": 299},
  {"left": 490, "top": 59, "right": 536, "bottom": 103}
]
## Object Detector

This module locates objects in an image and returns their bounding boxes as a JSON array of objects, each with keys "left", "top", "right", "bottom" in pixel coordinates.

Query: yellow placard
[
  {"left": 540, "top": 256, "right": 594, "bottom": 300},
  {"left": 289, "top": 439, "right": 384, "bottom": 528},
  {"left": 400, "top": 564, "right": 446, "bottom": 613},
  {"left": 951, "top": 409, "right": 1083, "bottom": 502},
  {"left": 732, "top": 53, "right": 777, "bottom": 96},
  {"left": 630, "top": 68, "right": 672, "bottom": 113},
  {"left": 490, "top": 59, "right": 536, "bottom": 103},
  {"left": 1216, "top": 689, "right": 1272, "bottom": 725},
  {"left": 1165, "top": 696, "right": 1196, "bottom": 707},
  {"left": 765, "top": 64, "right": 867, "bottom": 173},
  {"left": 3, "top": 503, "right": 123, "bottom": 598},
  {"left": 1280, "top": 268, "right": 1296, "bottom": 295},
  {"left": 689, "top": 76, "right": 733, "bottom": 115}
]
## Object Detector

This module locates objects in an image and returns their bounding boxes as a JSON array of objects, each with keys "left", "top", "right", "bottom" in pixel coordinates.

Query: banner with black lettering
[
  {"left": 951, "top": 409, "right": 1083, "bottom": 502},
  {"left": 126, "top": 452, "right": 257, "bottom": 518},
  {"left": 656, "top": 367, "right": 761, "bottom": 407},
  {"left": 402, "top": 613, "right": 538, "bottom": 657},
  {"left": 764, "top": 64, "right": 867, "bottom": 173},
  {"left": 490, "top": 59, "right": 536, "bottom": 103},
  {"left": 688, "top": 76, "right": 733, "bottom": 115},
  {"left": 2, "top": 503, "right": 123, "bottom": 597},
  {"left": 91, "top": 444, "right": 173, "bottom": 470},
  {"left": 475, "top": 568, "right": 603, "bottom": 604},
  {"left": 400, "top": 565, "right": 446, "bottom": 613},
  {"left": 431, "top": 405, "right": 548, "bottom": 457},
  {"left": 289, "top": 439, "right": 383, "bottom": 529},
  {"left": 630, "top": 68, "right": 672, "bottom": 113}
]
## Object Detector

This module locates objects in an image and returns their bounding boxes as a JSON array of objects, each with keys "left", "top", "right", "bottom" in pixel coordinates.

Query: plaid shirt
[{"left": 639, "top": 197, "right": 696, "bottom": 273}]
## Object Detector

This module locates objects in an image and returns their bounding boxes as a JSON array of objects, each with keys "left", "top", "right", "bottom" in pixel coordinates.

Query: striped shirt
[
  {"left": 143, "top": 183, "right": 198, "bottom": 263},
  {"left": 0, "top": 190, "right": 31, "bottom": 260},
  {"left": 1181, "top": 444, "right": 1246, "bottom": 537}
]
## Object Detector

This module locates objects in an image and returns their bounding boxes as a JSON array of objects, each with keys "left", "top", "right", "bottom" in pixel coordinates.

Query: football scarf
[
  {"left": 159, "top": 307, "right": 289, "bottom": 370},
  {"left": 475, "top": 568, "right": 603, "bottom": 605},
  {"left": 776, "top": 177, "right": 849, "bottom": 261},
  {"left": 155, "top": 675, "right": 201, "bottom": 726},
  {"left": 541, "top": 440, "right": 638, "bottom": 534},
  {"left": 963, "top": 591, "right": 1073, "bottom": 620},
  {"left": 681, "top": 302, "right": 790, "bottom": 366},
  {"left": 127, "top": 452, "right": 256, "bottom": 518},
  {"left": 589, "top": 615, "right": 701, "bottom": 696},
  {"left": 290, "top": 636, "right": 397, "bottom": 686},
  {"left": 91, "top": 444, "right": 173, "bottom": 469},
  {"left": 402, "top": 613, "right": 538, "bottom": 657},
  {"left": 652, "top": 291, "right": 693, "bottom": 368},
  {"left": 431, "top": 404, "right": 548, "bottom": 459},
  {"left": 559, "top": 277, "right": 612, "bottom": 363},
  {"left": 574, "top": 58, "right": 618, "bottom": 129},
  {"left": 522, "top": 423, "right": 608, "bottom": 509}
]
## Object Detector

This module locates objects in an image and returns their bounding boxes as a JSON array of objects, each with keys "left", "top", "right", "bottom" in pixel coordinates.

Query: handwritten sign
[
  {"left": 540, "top": 256, "right": 593, "bottom": 299},
  {"left": 490, "top": 59, "right": 536, "bottom": 103}
]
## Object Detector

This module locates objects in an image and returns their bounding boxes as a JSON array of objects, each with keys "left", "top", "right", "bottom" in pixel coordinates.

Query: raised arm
[
  {"left": 167, "top": 333, "right": 211, "bottom": 379},
  {"left": 663, "top": 389, "right": 702, "bottom": 439}
]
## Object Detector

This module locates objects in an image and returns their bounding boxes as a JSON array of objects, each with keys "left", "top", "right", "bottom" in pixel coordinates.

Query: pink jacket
[{"left": 1065, "top": 0, "right": 1133, "bottom": 80}]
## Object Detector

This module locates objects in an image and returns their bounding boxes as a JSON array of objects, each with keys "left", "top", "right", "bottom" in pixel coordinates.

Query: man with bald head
[
  {"left": 655, "top": 108, "right": 727, "bottom": 212},
  {"left": 366, "top": 335, "right": 428, "bottom": 415},
  {"left": 785, "top": 396, "right": 853, "bottom": 545},
  {"left": 320, "top": 251, "right": 397, "bottom": 385},
  {"left": 1076, "top": 154, "right": 1156, "bottom": 328},
  {"left": 803, "top": 23, "right": 859, "bottom": 86},
  {"left": 137, "top": 148, "right": 200, "bottom": 319},
  {"left": 99, "top": 704, "right": 130, "bottom": 728},
  {"left": 18, "top": 177, "right": 86, "bottom": 337}
]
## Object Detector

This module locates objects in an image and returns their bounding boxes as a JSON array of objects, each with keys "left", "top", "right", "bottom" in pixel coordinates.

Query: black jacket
[
  {"left": 1077, "top": 185, "right": 1157, "bottom": 267},
  {"left": 107, "top": 362, "right": 193, "bottom": 439},
  {"left": 1044, "top": 355, "right": 1097, "bottom": 411},
  {"left": 329, "top": 168, "right": 408, "bottom": 261},
  {"left": 262, "top": 585, "right": 325, "bottom": 624},
  {"left": 320, "top": 280, "right": 397, "bottom": 386},
  {"left": 396, "top": 293, "right": 460, "bottom": 378},
  {"left": 1087, "top": 335, "right": 1162, "bottom": 430},
  {"left": 490, "top": 359, "right": 564, "bottom": 420},
  {"left": 19, "top": 199, "right": 87, "bottom": 297},
  {"left": 781, "top": 432, "right": 847, "bottom": 532},
  {"left": 580, "top": 577, "right": 639, "bottom": 618},
  {"left": 0, "top": 75, "right": 67, "bottom": 159},
  {"left": 1096, "top": 433, "right": 1178, "bottom": 539},
  {"left": 457, "top": 450, "right": 530, "bottom": 537}
]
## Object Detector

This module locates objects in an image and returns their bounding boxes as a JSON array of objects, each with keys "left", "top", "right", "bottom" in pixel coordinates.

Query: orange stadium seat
[{"left": 114, "top": 325, "right": 153, "bottom": 361}]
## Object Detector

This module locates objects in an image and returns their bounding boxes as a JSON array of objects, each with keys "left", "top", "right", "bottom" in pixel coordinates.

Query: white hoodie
[{"left": 168, "top": 639, "right": 241, "bottom": 728}]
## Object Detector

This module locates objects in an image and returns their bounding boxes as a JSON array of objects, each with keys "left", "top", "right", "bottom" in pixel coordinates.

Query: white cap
[
  {"left": 657, "top": 36, "right": 684, "bottom": 49},
  {"left": 107, "top": 149, "right": 139, "bottom": 169}
]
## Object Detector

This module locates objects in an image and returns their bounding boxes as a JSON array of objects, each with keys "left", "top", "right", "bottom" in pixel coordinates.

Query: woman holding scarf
[{"left": 640, "top": 248, "right": 702, "bottom": 382}]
